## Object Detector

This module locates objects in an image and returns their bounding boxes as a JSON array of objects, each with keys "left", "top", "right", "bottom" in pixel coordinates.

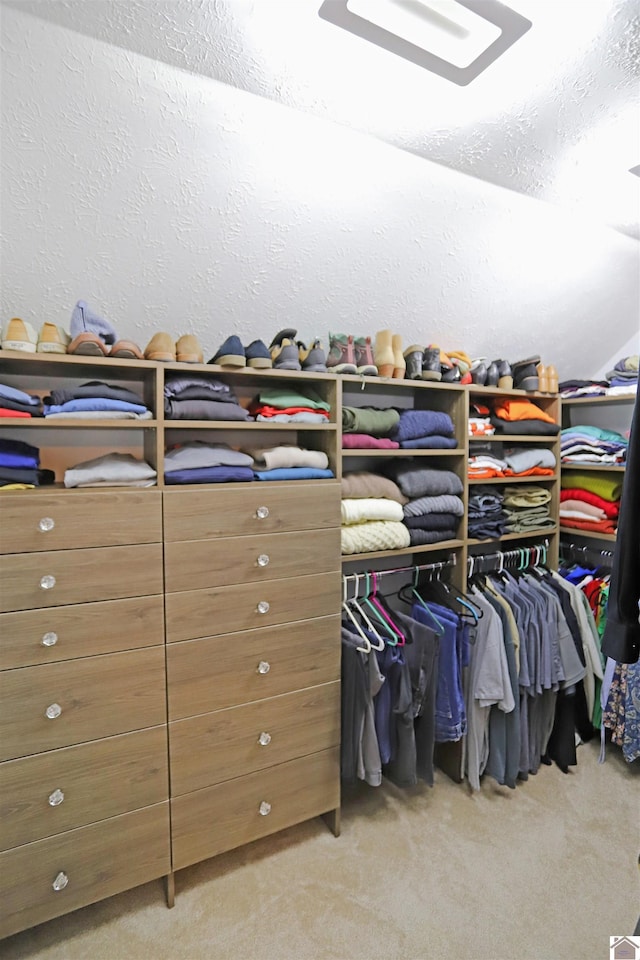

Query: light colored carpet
[{"left": 4, "top": 741, "right": 639, "bottom": 960}]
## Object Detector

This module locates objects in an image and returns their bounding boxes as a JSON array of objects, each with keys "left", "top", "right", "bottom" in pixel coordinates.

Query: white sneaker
[
  {"left": 2, "top": 318, "right": 38, "bottom": 353},
  {"left": 37, "top": 322, "right": 71, "bottom": 354}
]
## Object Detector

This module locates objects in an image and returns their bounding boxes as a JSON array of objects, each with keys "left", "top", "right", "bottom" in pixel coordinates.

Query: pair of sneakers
[
  {"left": 326, "top": 334, "right": 377, "bottom": 376},
  {"left": 268, "top": 329, "right": 328, "bottom": 372},
  {"left": 1, "top": 318, "right": 71, "bottom": 355},
  {"left": 68, "top": 301, "right": 146, "bottom": 359},
  {"left": 209, "top": 335, "right": 273, "bottom": 369}
]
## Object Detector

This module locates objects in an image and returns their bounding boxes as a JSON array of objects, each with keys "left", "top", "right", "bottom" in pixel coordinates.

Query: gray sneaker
[
  {"left": 271, "top": 337, "right": 301, "bottom": 370},
  {"left": 326, "top": 333, "right": 357, "bottom": 374},
  {"left": 354, "top": 336, "right": 378, "bottom": 376},
  {"left": 298, "top": 339, "right": 328, "bottom": 372}
]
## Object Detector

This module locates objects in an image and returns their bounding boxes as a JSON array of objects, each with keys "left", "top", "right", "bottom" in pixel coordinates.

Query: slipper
[
  {"left": 110, "top": 340, "right": 144, "bottom": 360},
  {"left": 67, "top": 333, "right": 110, "bottom": 356}
]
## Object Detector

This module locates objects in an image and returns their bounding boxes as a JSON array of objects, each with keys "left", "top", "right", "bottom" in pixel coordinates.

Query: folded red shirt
[{"left": 560, "top": 487, "right": 620, "bottom": 517}]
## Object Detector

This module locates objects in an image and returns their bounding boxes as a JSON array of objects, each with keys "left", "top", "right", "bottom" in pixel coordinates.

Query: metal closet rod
[
  {"left": 559, "top": 539, "right": 615, "bottom": 563},
  {"left": 467, "top": 538, "right": 551, "bottom": 575},
  {"left": 342, "top": 553, "right": 458, "bottom": 586}
]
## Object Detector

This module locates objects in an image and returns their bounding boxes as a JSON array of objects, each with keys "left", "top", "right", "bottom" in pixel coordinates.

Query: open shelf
[
  {"left": 467, "top": 527, "right": 558, "bottom": 546},
  {"left": 468, "top": 475, "right": 557, "bottom": 484},
  {"left": 469, "top": 434, "right": 558, "bottom": 443},
  {"left": 558, "top": 526, "right": 617, "bottom": 542},
  {"left": 164, "top": 421, "right": 335, "bottom": 430},
  {"left": 560, "top": 463, "right": 625, "bottom": 472},
  {"left": 0, "top": 419, "right": 158, "bottom": 428},
  {"left": 341, "top": 540, "right": 465, "bottom": 563},
  {"left": 342, "top": 448, "right": 465, "bottom": 457},
  {"left": 561, "top": 393, "right": 636, "bottom": 405}
]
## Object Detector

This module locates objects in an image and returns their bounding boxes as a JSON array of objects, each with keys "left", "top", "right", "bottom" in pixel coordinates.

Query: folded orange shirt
[
  {"left": 493, "top": 399, "right": 556, "bottom": 424},
  {"left": 0, "top": 407, "right": 31, "bottom": 418},
  {"left": 559, "top": 517, "right": 617, "bottom": 535}
]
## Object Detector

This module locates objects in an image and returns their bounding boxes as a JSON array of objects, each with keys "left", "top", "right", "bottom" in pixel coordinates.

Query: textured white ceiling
[{"left": 6, "top": 0, "right": 640, "bottom": 239}]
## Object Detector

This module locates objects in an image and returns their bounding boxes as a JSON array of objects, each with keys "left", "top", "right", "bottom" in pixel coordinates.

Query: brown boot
[
  {"left": 374, "top": 329, "right": 394, "bottom": 378},
  {"left": 392, "top": 334, "right": 405, "bottom": 379},
  {"left": 536, "top": 363, "right": 549, "bottom": 393}
]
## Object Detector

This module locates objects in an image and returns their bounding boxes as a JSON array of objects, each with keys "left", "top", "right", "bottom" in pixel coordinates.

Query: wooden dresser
[{"left": 0, "top": 487, "right": 170, "bottom": 940}]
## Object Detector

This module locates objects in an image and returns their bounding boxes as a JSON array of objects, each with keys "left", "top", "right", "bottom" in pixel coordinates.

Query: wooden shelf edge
[{"left": 341, "top": 540, "right": 465, "bottom": 562}]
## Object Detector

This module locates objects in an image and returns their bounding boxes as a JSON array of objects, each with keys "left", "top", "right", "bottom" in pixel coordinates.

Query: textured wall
[{"left": 1, "top": 6, "right": 638, "bottom": 378}]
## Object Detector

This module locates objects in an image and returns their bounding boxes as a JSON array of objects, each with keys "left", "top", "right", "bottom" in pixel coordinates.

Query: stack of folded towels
[
  {"left": 250, "top": 387, "right": 330, "bottom": 423},
  {"left": 164, "top": 375, "right": 251, "bottom": 421},
  {"left": 468, "top": 401, "right": 494, "bottom": 437},
  {"left": 390, "top": 409, "right": 458, "bottom": 449},
  {"left": 468, "top": 446, "right": 556, "bottom": 479},
  {"left": 560, "top": 471, "right": 622, "bottom": 535},
  {"left": 502, "top": 485, "right": 555, "bottom": 533},
  {"left": 560, "top": 424, "right": 627, "bottom": 466},
  {"left": 340, "top": 471, "right": 410, "bottom": 555},
  {"left": 0, "top": 382, "right": 43, "bottom": 418},
  {"left": 467, "top": 486, "right": 506, "bottom": 540},
  {"left": 341, "top": 406, "right": 400, "bottom": 446},
  {"left": 388, "top": 464, "right": 464, "bottom": 545},
  {"left": 0, "top": 437, "right": 44, "bottom": 489},
  {"left": 43, "top": 381, "right": 152, "bottom": 420},
  {"left": 490, "top": 399, "right": 559, "bottom": 436},
  {"left": 65, "top": 453, "right": 157, "bottom": 488},
  {"left": 245, "top": 445, "right": 334, "bottom": 481},
  {"left": 606, "top": 354, "right": 638, "bottom": 395},
  {"left": 164, "top": 441, "right": 254, "bottom": 484}
]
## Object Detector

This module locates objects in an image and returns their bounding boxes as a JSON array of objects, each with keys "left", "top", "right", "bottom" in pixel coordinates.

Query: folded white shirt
[{"left": 341, "top": 497, "right": 403, "bottom": 525}]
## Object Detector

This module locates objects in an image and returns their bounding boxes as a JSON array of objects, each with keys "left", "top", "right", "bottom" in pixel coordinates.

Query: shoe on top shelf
[
  {"left": 1, "top": 318, "right": 37, "bottom": 353},
  {"left": 297, "top": 339, "right": 328, "bottom": 372},
  {"left": 245, "top": 340, "right": 273, "bottom": 369},
  {"left": 374, "top": 329, "right": 394, "bottom": 378},
  {"left": 36, "top": 322, "right": 71, "bottom": 355},
  {"left": 512, "top": 355, "right": 540, "bottom": 391},
  {"left": 422, "top": 345, "right": 442, "bottom": 381},
  {"left": 403, "top": 345, "right": 424, "bottom": 380},
  {"left": 271, "top": 337, "right": 301, "bottom": 370},
  {"left": 327, "top": 333, "right": 357, "bottom": 375},
  {"left": 209, "top": 334, "right": 246, "bottom": 367},
  {"left": 176, "top": 334, "right": 203, "bottom": 364},
  {"left": 144, "top": 332, "right": 177, "bottom": 362},
  {"left": 354, "top": 336, "right": 378, "bottom": 376},
  {"left": 68, "top": 300, "right": 118, "bottom": 356}
]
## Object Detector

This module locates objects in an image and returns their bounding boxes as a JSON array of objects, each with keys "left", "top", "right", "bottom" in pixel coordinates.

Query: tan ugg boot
[
  {"left": 546, "top": 364, "right": 559, "bottom": 393},
  {"left": 536, "top": 363, "right": 549, "bottom": 393},
  {"left": 392, "top": 334, "right": 405, "bottom": 379},
  {"left": 374, "top": 329, "right": 394, "bottom": 378}
]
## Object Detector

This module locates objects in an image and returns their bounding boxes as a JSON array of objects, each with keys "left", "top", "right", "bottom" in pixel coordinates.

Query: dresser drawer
[
  {"left": 164, "top": 528, "right": 340, "bottom": 592},
  {"left": 0, "top": 543, "right": 163, "bottom": 612},
  {"left": 163, "top": 482, "right": 341, "bottom": 541},
  {"left": 0, "top": 727, "right": 168, "bottom": 851},
  {"left": 0, "top": 647, "right": 167, "bottom": 761},
  {"left": 165, "top": 571, "right": 340, "bottom": 642},
  {"left": 167, "top": 615, "right": 340, "bottom": 719},
  {"left": 0, "top": 595, "right": 164, "bottom": 669},
  {"left": 171, "top": 748, "right": 339, "bottom": 870},
  {"left": 0, "top": 802, "right": 170, "bottom": 940},
  {"left": 0, "top": 490, "right": 161, "bottom": 554},
  {"left": 170, "top": 682, "right": 340, "bottom": 796}
]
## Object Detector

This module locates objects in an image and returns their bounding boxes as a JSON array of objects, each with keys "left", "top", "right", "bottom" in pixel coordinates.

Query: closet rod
[
  {"left": 342, "top": 553, "right": 457, "bottom": 586},
  {"left": 559, "top": 539, "right": 614, "bottom": 566},
  {"left": 467, "top": 538, "right": 550, "bottom": 576}
]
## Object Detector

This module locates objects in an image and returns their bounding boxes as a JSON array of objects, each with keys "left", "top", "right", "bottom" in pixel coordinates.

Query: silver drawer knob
[
  {"left": 39, "top": 517, "right": 55, "bottom": 532},
  {"left": 42, "top": 631, "right": 58, "bottom": 647},
  {"left": 257, "top": 601, "right": 270, "bottom": 615},
  {"left": 40, "top": 575, "right": 56, "bottom": 590},
  {"left": 257, "top": 661, "right": 270, "bottom": 674},
  {"left": 45, "top": 703, "right": 62, "bottom": 719},
  {"left": 48, "top": 788, "right": 65, "bottom": 807},
  {"left": 259, "top": 801, "right": 271, "bottom": 816},
  {"left": 258, "top": 731, "right": 272, "bottom": 746},
  {"left": 52, "top": 871, "right": 69, "bottom": 892},
  {"left": 257, "top": 554, "right": 270, "bottom": 567},
  {"left": 256, "top": 506, "right": 269, "bottom": 519}
]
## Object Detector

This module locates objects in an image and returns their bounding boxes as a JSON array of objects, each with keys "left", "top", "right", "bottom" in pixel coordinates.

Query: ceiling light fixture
[{"left": 318, "top": 0, "right": 532, "bottom": 85}]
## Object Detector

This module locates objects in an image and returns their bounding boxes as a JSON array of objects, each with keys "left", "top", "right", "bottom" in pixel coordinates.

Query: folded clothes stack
[
  {"left": 340, "top": 471, "right": 409, "bottom": 554},
  {"left": 43, "top": 381, "right": 152, "bottom": 420},
  {"left": 164, "top": 441, "right": 254, "bottom": 484},
  {"left": 468, "top": 401, "right": 494, "bottom": 437},
  {"left": 390, "top": 409, "right": 458, "bottom": 449},
  {"left": 0, "top": 382, "right": 43, "bottom": 417},
  {"left": 559, "top": 379, "right": 608, "bottom": 400},
  {"left": 468, "top": 446, "right": 556, "bottom": 479},
  {"left": 502, "top": 485, "right": 555, "bottom": 533},
  {"left": 490, "top": 398, "right": 559, "bottom": 436},
  {"left": 467, "top": 486, "right": 506, "bottom": 540},
  {"left": 0, "top": 437, "right": 49, "bottom": 488},
  {"left": 605, "top": 354, "right": 638, "bottom": 394},
  {"left": 560, "top": 471, "right": 622, "bottom": 535},
  {"left": 560, "top": 424, "right": 627, "bottom": 466},
  {"left": 342, "top": 405, "right": 399, "bottom": 437},
  {"left": 342, "top": 434, "right": 399, "bottom": 449},
  {"left": 164, "top": 375, "right": 251, "bottom": 421},
  {"left": 65, "top": 453, "right": 157, "bottom": 488},
  {"left": 387, "top": 464, "right": 463, "bottom": 545},
  {"left": 250, "top": 387, "right": 330, "bottom": 423},
  {"left": 246, "top": 444, "right": 334, "bottom": 481}
]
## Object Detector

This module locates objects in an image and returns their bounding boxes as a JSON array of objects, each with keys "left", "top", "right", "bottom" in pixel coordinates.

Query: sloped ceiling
[{"left": 7, "top": 0, "right": 640, "bottom": 240}]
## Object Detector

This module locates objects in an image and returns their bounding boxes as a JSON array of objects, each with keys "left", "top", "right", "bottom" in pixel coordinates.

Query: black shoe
[
  {"left": 422, "top": 346, "right": 442, "bottom": 381},
  {"left": 441, "top": 364, "right": 461, "bottom": 383},
  {"left": 485, "top": 361, "right": 499, "bottom": 387},
  {"left": 495, "top": 359, "right": 513, "bottom": 389},
  {"left": 512, "top": 356, "right": 540, "bottom": 391},
  {"left": 403, "top": 345, "right": 424, "bottom": 380},
  {"left": 470, "top": 360, "right": 487, "bottom": 385}
]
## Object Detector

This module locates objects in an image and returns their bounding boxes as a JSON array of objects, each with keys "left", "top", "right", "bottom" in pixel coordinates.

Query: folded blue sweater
[{"left": 392, "top": 410, "right": 454, "bottom": 442}]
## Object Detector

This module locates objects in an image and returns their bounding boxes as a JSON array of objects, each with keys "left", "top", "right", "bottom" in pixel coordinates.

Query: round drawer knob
[
  {"left": 256, "top": 506, "right": 269, "bottom": 520},
  {"left": 257, "top": 661, "right": 271, "bottom": 675},
  {"left": 48, "top": 788, "right": 65, "bottom": 807},
  {"left": 41, "top": 631, "right": 58, "bottom": 647},
  {"left": 52, "top": 871, "right": 69, "bottom": 892},
  {"left": 40, "top": 575, "right": 56, "bottom": 590},
  {"left": 258, "top": 731, "right": 272, "bottom": 746},
  {"left": 45, "top": 703, "right": 62, "bottom": 720},
  {"left": 39, "top": 517, "right": 55, "bottom": 532},
  {"left": 257, "top": 554, "right": 270, "bottom": 567},
  {"left": 257, "top": 601, "right": 270, "bottom": 615},
  {"left": 259, "top": 801, "right": 271, "bottom": 816}
]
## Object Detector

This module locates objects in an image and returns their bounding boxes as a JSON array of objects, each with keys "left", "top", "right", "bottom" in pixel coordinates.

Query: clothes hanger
[
  {"left": 405, "top": 567, "right": 447, "bottom": 636},
  {"left": 341, "top": 576, "right": 371, "bottom": 653},
  {"left": 369, "top": 572, "right": 406, "bottom": 646},
  {"left": 359, "top": 573, "right": 399, "bottom": 646},
  {"left": 350, "top": 573, "right": 385, "bottom": 651}
]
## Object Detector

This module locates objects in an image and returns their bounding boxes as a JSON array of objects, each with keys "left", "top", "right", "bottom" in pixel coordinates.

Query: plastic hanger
[
  {"left": 341, "top": 576, "right": 371, "bottom": 653},
  {"left": 350, "top": 574, "right": 385, "bottom": 651},
  {"left": 369, "top": 573, "right": 406, "bottom": 646}
]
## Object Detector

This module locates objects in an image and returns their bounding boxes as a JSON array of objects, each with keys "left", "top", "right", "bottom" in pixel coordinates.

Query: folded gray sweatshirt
[{"left": 388, "top": 465, "right": 463, "bottom": 499}]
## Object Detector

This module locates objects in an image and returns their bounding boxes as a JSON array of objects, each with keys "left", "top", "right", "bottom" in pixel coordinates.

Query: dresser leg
[
  {"left": 322, "top": 807, "right": 341, "bottom": 838},
  {"left": 164, "top": 872, "right": 175, "bottom": 908}
]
